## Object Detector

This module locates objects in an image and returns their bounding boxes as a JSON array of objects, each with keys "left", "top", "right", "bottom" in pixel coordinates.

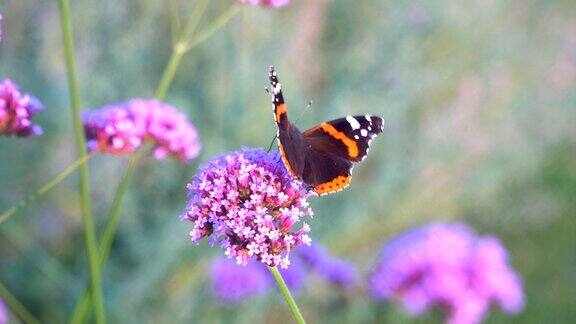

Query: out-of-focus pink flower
[
  {"left": 0, "top": 79, "right": 44, "bottom": 137},
  {"left": 82, "top": 99, "right": 201, "bottom": 162},
  {"left": 369, "top": 222, "right": 524, "bottom": 324},
  {"left": 0, "top": 298, "right": 7, "bottom": 324},
  {"left": 181, "top": 148, "right": 313, "bottom": 268},
  {"left": 238, "top": 0, "right": 290, "bottom": 8}
]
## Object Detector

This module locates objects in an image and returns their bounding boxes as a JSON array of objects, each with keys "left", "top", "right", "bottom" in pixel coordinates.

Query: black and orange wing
[{"left": 303, "top": 115, "right": 384, "bottom": 162}]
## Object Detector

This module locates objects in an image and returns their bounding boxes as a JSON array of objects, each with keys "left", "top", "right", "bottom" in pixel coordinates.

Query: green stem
[
  {"left": 181, "top": 0, "right": 210, "bottom": 40},
  {"left": 0, "top": 154, "right": 93, "bottom": 225},
  {"left": 269, "top": 267, "right": 306, "bottom": 324},
  {"left": 185, "top": 4, "right": 242, "bottom": 51},
  {"left": 0, "top": 280, "right": 41, "bottom": 324},
  {"left": 156, "top": 0, "right": 210, "bottom": 99},
  {"left": 69, "top": 152, "right": 142, "bottom": 324},
  {"left": 154, "top": 46, "right": 185, "bottom": 100},
  {"left": 57, "top": 0, "right": 105, "bottom": 323}
]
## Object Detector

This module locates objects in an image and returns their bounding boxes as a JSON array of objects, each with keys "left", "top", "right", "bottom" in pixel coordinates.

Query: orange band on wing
[
  {"left": 275, "top": 103, "right": 287, "bottom": 123},
  {"left": 319, "top": 123, "right": 359, "bottom": 158},
  {"left": 314, "top": 175, "right": 351, "bottom": 195},
  {"left": 278, "top": 140, "right": 298, "bottom": 178}
]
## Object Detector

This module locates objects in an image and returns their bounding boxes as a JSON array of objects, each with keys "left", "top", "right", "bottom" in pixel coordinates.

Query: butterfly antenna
[
  {"left": 266, "top": 134, "right": 277, "bottom": 153},
  {"left": 293, "top": 100, "right": 313, "bottom": 126}
]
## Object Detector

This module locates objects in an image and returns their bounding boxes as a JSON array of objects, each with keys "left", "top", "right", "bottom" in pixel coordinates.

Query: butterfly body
[{"left": 269, "top": 66, "right": 384, "bottom": 196}]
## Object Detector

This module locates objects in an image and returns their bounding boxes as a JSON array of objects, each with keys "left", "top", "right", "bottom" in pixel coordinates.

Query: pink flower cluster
[
  {"left": 369, "top": 222, "right": 524, "bottom": 324},
  {"left": 181, "top": 148, "right": 314, "bottom": 268},
  {"left": 0, "top": 79, "right": 44, "bottom": 137},
  {"left": 82, "top": 99, "right": 201, "bottom": 162},
  {"left": 238, "top": 0, "right": 290, "bottom": 8}
]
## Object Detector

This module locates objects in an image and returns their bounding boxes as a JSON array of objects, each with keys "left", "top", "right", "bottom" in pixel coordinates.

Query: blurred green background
[{"left": 1, "top": 0, "right": 575, "bottom": 323}]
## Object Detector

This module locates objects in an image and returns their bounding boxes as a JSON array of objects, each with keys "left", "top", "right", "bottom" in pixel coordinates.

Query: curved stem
[
  {"left": 57, "top": 0, "right": 105, "bottom": 323},
  {"left": 268, "top": 267, "right": 306, "bottom": 324},
  {"left": 0, "top": 280, "right": 41, "bottom": 324},
  {"left": 0, "top": 154, "right": 94, "bottom": 225}
]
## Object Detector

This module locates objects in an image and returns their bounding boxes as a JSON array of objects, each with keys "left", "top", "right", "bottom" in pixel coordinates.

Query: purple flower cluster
[
  {"left": 210, "top": 244, "right": 357, "bottom": 303},
  {"left": 182, "top": 148, "right": 313, "bottom": 268},
  {"left": 369, "top": 222, "right": 524, "bottom": 324},
  {"left": 82, "top": 99, "right": 201, "bottom": 162},
  {"left": 238, "top": 0, "right": 290, "bottom": 8},
  {"left": 0, "top": 79, "right": 44, "bottom": 137}
]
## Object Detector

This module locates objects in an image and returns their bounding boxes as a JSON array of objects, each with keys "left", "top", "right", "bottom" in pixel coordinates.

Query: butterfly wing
[
  {"left": 303, "top": 115, "right": 384, "bottom": 162},
  {"left": 269, "top": 66, "right": 307, "bottom": 179},
  {"left": 301, "top": 146, "right": 353, "bottom": 195},
  {"left": 300, "top": 115, "right": 384, "bottom": 195}
]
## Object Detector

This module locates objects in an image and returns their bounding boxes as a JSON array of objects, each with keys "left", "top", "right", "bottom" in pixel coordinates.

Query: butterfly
[{"left": 268, "top": 65, "right": 384, "bottom": 196}]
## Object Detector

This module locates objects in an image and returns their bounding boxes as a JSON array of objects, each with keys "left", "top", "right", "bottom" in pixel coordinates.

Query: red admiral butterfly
[{"left": 268, "top": 66, "right": 384, "bottom": 196}]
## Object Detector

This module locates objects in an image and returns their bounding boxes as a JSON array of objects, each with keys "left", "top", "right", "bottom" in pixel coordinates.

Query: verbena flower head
[
  {"left": 0, "top": 79, "right": 43, "bottom": 137},
  {"left": 369, "top": 222, "right": 524, "bottom": 324},
  {"left": 238, "top": 0, "right": 290, "bottom": 8},
  {"left": 82, "top": 99, "right": 200, "bottom": 162},
  {"left": 182, "top": 148, "right": 313, "bottom": 268}
]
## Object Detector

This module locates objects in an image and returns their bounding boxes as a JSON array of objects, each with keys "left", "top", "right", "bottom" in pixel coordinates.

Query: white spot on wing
[
  {"left": 365, "top": 115, "right": 371, "bottom": 122},
  {"left": 360, "top": 129, "right": 368, "bottom": 137},
  {"left": 346, "top": 116, "right": 361, "bottom": 130}
]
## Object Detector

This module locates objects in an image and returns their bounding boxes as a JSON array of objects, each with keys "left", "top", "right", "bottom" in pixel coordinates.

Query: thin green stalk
[
  {"left": 69, "top": 152, "right": 142, "bottom": 324},
  {"left": 0, "top": 280, "right": 41, "bottom": 324},
  {"left": 0, "top": 154, "right": 93, "bottom": 225},
  {"left": 269, "top": 267, "right": 306, "bottom": 324},
  {"left": 156, "top": 0, "right": 211, "bottom": 99},
  {"left": 58, "top": 0, "right": 105, "bottom": 323},
  {"left": 155, "top": 45, "right": 185, "bottom": 100},
  {"left": 181, "top": 0, "right": 210, "bottom": 40},
  {"left": 184, "top": 4, "right": 242, "bottom": 51}
]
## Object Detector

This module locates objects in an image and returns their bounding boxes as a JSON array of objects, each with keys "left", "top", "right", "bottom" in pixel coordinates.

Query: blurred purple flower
[
  {"left": 299, "top": 245, "right": 357, "bottom": 288},
  {"left": 211, "top": 258, "right": 271, "bottom": 303},
  {"left": 278, "top": 256, "right": 307, "bottom": 291},
  {"left": 369, "top": 222, "right": 524, "bottom": 324},
  {"left": 182, "top": 148, "right": 313, "bottom": 268},
  {"left": 0, "top": 298, "right": 6, "bottom": 324},
  {"left": 238, "top": 0, "right": 290, "bottom": 8},
  {"left": 210, "top": 243, "right": 357, "bottom": 303},
  {"left": 82, "top": 99, "right": 201, "bottom": 162},
  {"left": 0, "top": 79, "right": 44, "bottom": 137}
]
